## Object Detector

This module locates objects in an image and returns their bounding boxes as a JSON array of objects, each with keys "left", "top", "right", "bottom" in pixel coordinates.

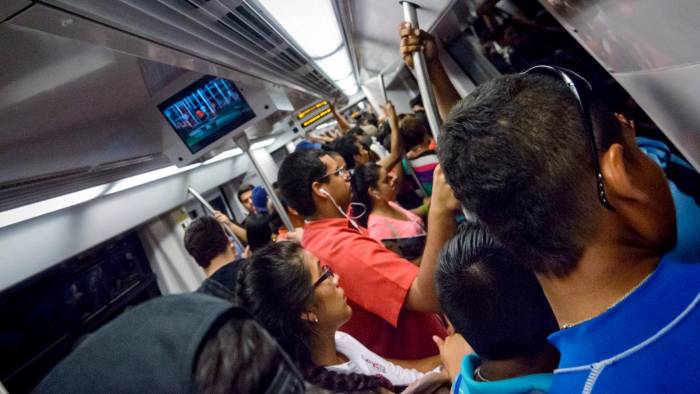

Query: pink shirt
[{"left": 368, "top": 201, "right": 426, "bottom": 241}]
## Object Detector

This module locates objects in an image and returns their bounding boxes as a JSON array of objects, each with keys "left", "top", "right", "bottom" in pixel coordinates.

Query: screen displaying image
[{"left": 158, "top": 76, "right": 256, "bottom": 154}]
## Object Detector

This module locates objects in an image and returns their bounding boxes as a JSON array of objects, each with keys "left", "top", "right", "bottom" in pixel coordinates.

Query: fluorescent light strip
[
  {"left": 0, "top": 185, "right": 111, "bottom": 229},
  {"left": 257, "top": 0, "right": 342, "bottom": 58},
  {"left": 0, "top": 136, "right": 278, "bottom": 228},
  {"left": 0, "top": 162, "right": 204, "bottom": 229},
  {"left": 316, "top": 49, "right": 353, "bottom": 80},
  {"left": 257, "top": 0, "right": 359, "bottom": 96},
  {"left": 0, "top": 143, "right": 251, "bottom": 228}
]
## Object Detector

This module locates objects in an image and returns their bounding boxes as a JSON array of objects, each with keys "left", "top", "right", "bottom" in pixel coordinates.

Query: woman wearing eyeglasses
[{"left": 235, "top": 241, "right": 444, "bottom": 393}]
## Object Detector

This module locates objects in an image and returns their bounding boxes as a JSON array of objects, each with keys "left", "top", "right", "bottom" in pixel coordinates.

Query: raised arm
[
  {"left": 399, "top": 23, "right": 461, "bottom": 120},
  {"left": 404, "top": 165, "right": 459, "bottom": 311},
  {"left": 330, "top": 99, "right": 351, "bottom": 133},
  {"left": 377, "top": 101, "right": 404, "bottom": 172},
  {"left": 213, "top": 210, "right": 248, "bottom": 243}
]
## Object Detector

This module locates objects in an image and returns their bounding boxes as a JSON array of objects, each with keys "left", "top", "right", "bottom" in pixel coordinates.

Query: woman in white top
[{"left": 235, "top": 241, "right": 442, "bottom": 393}]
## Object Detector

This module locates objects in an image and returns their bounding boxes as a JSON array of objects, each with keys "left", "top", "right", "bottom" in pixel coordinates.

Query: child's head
[{"left": 436, "top": 224, "right": 559, "bottom": 361}]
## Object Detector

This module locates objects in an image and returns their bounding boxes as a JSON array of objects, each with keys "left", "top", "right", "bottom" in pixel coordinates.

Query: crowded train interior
[{"left": 1, "top": 0, "right": 699, "bottom": 393}]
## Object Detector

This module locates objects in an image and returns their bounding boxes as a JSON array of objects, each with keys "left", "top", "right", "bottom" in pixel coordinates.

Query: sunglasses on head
[{"left": 523, "top": 65, "right": 615, "bottom": 211}]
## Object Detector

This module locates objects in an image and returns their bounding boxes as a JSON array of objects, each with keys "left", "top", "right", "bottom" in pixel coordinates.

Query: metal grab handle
[
  {"left": 378, "top": 73, "right": 388, "bottom": 105},
  {"left": 400, "top": 1, "right": 442, "bottom": 143},
  {"left": 187, "top": 186, "right": 244, "bottom": 249},
  {"left": 233, "top": 134, "right": 296, "bottom": 232}
]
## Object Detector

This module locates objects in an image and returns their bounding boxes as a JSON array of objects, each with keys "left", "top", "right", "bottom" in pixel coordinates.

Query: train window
[
  {"left": 271, "top": 146, "right": 289, "bottom": 163},
  {"left": 207, "top": 195, "right": 230, "bottom": 216},
  {"left": 0, "top": 232, "right": 160, "bottom": 393}
]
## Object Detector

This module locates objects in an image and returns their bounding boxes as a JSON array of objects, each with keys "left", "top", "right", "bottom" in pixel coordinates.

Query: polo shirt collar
[
  {"left": 549, "top": 257, "right": 696, "bottom": 368},
  {"left": 456, "top": 354, "right": 553, "bottom": 394}
]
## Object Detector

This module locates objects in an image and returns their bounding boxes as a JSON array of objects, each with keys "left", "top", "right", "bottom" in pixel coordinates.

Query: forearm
[
  {"left": 379, "top": 107, "right": 403, "bottom": 171},
  {"left": 332, "top": 108, "right": 350, "bottom": 132},
  {"left": 378, "top": 153, "right": 401, "bottom": 172},
  {"left": 412, "top": 206, "right": 457, "bottom": 311},
  {"left": 386, "top": 355, "right": 441, "bottom": 373},
  {"left": 226, "top": 221, "right": 248, "bottom": 243},
  {"left": 428, "top": 61, "right": 461, "bottom": 121}
]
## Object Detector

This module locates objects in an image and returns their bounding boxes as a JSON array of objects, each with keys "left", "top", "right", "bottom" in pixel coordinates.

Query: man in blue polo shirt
[{"left": 439, "top": 68, "right": 700, "bottom": 392}]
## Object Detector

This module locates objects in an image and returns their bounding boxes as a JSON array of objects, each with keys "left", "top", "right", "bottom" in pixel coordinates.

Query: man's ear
[
  {"left": 311, "top": 181, "right": 327, "bottom": 199},
  {"left": 601, "top": 143, "right": 648, "bottom": 205}
]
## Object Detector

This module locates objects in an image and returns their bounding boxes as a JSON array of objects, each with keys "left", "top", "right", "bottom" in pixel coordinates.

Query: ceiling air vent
[{"left": 45, "top": 0, "right": 340, "bottom": 98}]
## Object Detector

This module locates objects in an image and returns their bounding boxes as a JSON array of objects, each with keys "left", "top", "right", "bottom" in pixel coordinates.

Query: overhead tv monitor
[
  {"left": 158, "top": 76, "right": 256, "bottom": 154},
  {"left": 153, "top": 72, "right": 277, "bottom": 166}
]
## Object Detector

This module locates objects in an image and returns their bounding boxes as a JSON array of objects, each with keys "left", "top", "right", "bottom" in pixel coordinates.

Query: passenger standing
[
  {"left": 237, "top": 184, "right": 256, "bottom": 218},
  {"left": 213, "top": 183, "right": 256, "bottom": 243},
  {"left": 399, "top": 115, "right": 439, "bottom": 197},
  {"left": 237, "top": 242, "right": 445, "bottom": 391},
  {"left": 440, "top": 70, "right": 700, "bottom": 393},
  {"left": 351, "top": 163, "right": 426, "bottom": 244},
  {"left": 184, "top": 216, "right": 242, "bottom": 302},
  {"left": 277, "top": 149, "right": 459, "bottom": 359},
  {"left": 436, "top": 224, "right": 559, "bottom": 392}
]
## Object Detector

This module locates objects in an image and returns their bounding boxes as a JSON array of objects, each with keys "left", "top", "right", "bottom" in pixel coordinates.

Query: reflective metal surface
[
  {"left": 542, "top": 0, "right": 700, "bottom": 170},
  {"left": 44, "top": 0, "right": 339, "bottom": 97},
  {"left": 0, "top": 22, "right": 159, "bottom": 184},
  {"left": 0, "top": 0, "right": 29, "bottom": 21},
  {"left": 542, "top": 0, "right": 700, "bottom": 73}
]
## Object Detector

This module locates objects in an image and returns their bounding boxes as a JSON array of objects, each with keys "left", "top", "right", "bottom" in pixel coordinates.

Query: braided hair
[{"left": 234, "top": 242, "right": 396, "bottom": 393}]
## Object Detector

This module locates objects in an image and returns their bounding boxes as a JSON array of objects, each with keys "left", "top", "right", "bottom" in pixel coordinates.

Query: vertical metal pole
[
  {"left": 400, "top": 1, "right": 441, "bottom": 143},
  {"left": 233, "top": 133, "right": 296, "bottom": 232},
  {"left": 378, "top": 73, "right": 388, "bottom": 105}
]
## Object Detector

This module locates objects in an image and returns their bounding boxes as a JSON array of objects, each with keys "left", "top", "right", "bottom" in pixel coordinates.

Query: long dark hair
[
  {"left": 350, "top": 163, "right": 381, "bottom": 227},
  {"left": 245, "top": 213, "right": 273, "bottom": 252},
  {"left": 235, "top": 242, "right": 394, "bottom": 393}
]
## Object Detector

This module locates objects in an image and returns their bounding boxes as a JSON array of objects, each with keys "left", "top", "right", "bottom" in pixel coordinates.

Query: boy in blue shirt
[
  {"left": 439, "top": 67, "right": 700, "bottom": 392},
  {"left": 436, "top": 224, "right": 559, "bottom": 393}
]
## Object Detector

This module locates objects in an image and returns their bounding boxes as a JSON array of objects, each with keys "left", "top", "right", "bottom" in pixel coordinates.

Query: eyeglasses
[
  {"left": 523, "top": 65, "right": 615, "bottom": 211},
  {"left": 316, "top": 166, "right": 350, "bottom": 182},
  {"left": 312, "top": 265, "right": 334, "bottom": 288}
]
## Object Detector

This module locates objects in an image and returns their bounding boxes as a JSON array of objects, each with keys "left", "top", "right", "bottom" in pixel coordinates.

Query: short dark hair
[
  {"left": 399, "top": 115, "right": 429, "bottom": 151},
  {"left": 245, "top": 214, "right": 273, "bottom": 252},
  {"left": 436, "top": 224, "right": 559, "bottom": 360},
  {"left": 184, "top": 216, "right": 229, "bottom": 268},
  {"left": 330, "top": 134, "right": 360, "bottom": 168},
  {"left": 439, "top": 73, "right": 622, "bottom": 276},
  {"left": 348, "top": 126, "right": 365, "bottom": 136},
  {"left": 237, "top": 184, "right": 254, "bottom": 202},
  {"left": 278, "top": 149, "right": 328, "bottom": 217},
  {"left": 194, "top": 314, "right": 304, "bottom": 393},
  {"left": 409, "top": 95, "right": 423, "bottom": 109}
]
